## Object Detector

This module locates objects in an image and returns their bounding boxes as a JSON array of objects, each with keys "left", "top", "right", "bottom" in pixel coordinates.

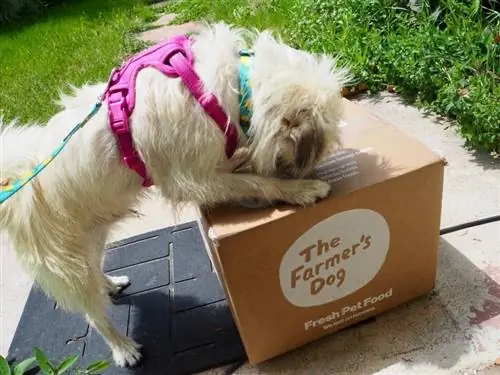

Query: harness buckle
[
  {"left": 107, "top": 84, "right": 129, "bottom": 96},
  {"left": 108, "top": 91, "right": 130, "bottom": 131}
]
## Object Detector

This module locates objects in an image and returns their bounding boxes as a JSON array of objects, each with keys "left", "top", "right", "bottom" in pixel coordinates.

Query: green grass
[
  {"left": 0, "top": 0, "right": 157, "bottom": 123},
  {"left": 165, "top": 0, "right": 500, "bottom": 154}
]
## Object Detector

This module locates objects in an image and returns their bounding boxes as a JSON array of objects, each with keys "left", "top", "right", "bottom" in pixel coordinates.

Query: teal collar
[{"left": 238, "top": 49, "right": 254, "bottom": 137}]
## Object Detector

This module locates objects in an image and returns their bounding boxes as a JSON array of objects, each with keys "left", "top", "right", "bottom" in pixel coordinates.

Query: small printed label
[
  {"left": 304, "top": 288, "right": 393, "bottom": 331},
  {"left": 315, "top": 148, "right": 373, "bottom": 184},
  {"left": 279, "top": 209, "right": 390, "bottom": 307}
]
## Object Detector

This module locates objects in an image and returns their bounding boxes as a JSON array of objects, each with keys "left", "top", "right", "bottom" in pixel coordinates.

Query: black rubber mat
[{"left": 7, "top": 221, "right": 247, "bottom": 375}]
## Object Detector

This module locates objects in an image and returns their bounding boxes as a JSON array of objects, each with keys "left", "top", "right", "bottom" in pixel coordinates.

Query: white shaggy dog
[{"left": 1, "top": 23, "right": 350, "bottom": 367}]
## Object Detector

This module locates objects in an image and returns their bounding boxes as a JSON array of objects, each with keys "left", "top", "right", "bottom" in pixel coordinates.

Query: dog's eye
[
  {"left": 281, "top": 117, "right": 301, "bottom": 129},
  {"left": 281, "top": 118, "right": 291, "bottom": 127}
]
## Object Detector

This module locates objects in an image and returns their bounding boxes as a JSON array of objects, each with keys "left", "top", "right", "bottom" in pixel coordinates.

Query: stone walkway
[{"left": 138, "top": 13, "right": 202, "bottom": 43}]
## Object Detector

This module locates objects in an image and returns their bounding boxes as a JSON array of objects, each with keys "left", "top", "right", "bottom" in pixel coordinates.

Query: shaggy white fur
[{"left": 0, "top": 22, "right": 351, "bottom": 367}]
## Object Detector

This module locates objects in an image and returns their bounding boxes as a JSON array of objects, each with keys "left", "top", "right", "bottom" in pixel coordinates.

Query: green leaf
[
  {"left": 34, "top": 348, "right": 54, "bottom": 375},
  {"left": 13, "top": 357, "right": 36, "bottom": 375},
  {"left": 0, "top": 355, "right": 11, "bottom": 375},
  {"left": 84, "top": 360, "right": 111, "bottom": 374},
  {"left": 55, "top": 355, "right": 79, "bottom": 375}
]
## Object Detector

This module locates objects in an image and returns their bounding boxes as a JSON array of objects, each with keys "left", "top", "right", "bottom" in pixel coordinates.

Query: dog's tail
[
  {"left": 0, "top": 116, "right": 46, "bottom": 227},
  {"left": 0, "top": 115, "right": 93, "bottom": 294}
]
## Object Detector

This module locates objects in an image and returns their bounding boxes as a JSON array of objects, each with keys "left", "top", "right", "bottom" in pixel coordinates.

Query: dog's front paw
[{"left": 286, "top": 179, "right": 331, "bottom": 206}]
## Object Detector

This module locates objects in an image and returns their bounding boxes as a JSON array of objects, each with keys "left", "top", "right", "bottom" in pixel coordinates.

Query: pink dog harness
[{"left": 106, "top": 35, "right": 239, "bottom": 187}]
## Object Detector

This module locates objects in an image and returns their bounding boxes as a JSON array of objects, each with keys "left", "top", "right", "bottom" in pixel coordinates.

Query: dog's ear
[{"left": 294, "top": 120, "right": 324, "bottom": 170}]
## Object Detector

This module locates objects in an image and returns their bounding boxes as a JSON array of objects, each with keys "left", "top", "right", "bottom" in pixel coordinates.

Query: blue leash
[{"left": 0, "top": 100, "right": 103, "bottom": 205}]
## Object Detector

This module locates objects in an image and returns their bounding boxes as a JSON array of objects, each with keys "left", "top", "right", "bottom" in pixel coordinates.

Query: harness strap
[
  {"left": 106, "top": 35, "right": 239, "bottom": 187},
  {"left": 169, "top": 53, "right": 239, "bottom": 158},
  {"left": 0, "top": 101, "right": 103, "bottom": 204}
]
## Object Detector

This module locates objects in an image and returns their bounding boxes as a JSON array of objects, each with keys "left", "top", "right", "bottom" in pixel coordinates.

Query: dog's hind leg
[
  {"left": 83, "top": 284, "right": 142, "bottom": 367},
  {"left": 105, "top": 275, "right": 131, "bottom": 296},
  {"left": 84, "top": 229, "right": 140, "bottom": 366},
  {"left": 37, "top": 264, "right": 142, "bottom": 367},
  {"left": 35, "top": 233, "right": 142, "bottom": 368},
  {"left": 93, "top": 227, "right": 131, "bottom": 296},
  {"left": 75, "top": 255, "right": 141, "bottom": 368}
]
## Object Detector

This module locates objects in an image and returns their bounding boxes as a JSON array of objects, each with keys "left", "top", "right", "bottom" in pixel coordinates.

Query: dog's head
[{"left": 243, "top": 31, "right": 352, "bottom": 179}]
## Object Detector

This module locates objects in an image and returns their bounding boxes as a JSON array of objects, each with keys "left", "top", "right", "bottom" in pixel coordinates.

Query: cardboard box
[{"left": 197, "top": 99, "right": 445, "bottom": 364}]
